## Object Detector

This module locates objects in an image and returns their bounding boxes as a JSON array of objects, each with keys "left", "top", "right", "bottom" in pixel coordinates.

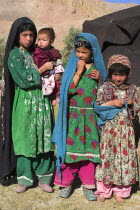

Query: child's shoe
[
  {"left": 83, "top": 187, "right": 97, "bottom": 201},
  {"left": 38, "top": 181, "right": 53, "bottom": 193},
  {"left": 59, "top": 186, "right": 72, "bottom": 198},
  {"left": 16, "top": 185, "right": 27, "bottom": 193}
]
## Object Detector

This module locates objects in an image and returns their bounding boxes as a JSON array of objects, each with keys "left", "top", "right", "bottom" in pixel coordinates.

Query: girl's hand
[
  {"left": 91, "top": 69, "right": 101, "bottom": 81},
  {"left": 43, "top": 61, "right": 54, "bottom": 70},
  {"left": 102, "top": 98, "right": 125, "bottom": 107},
  {"left": 73, "top": 60, "right": 85, "bottom": 86},
  {"left": 76, "top": 60, "right": 85, "bottom": 75},
  {"left": 124, "top": 95, "right": 133, "bottom": 105},
  {"left": 113, "top": 99, "right": 125, "bottom": 107},
  {"left": 38, "top": 62, "right": 53, "bottom": 74}
]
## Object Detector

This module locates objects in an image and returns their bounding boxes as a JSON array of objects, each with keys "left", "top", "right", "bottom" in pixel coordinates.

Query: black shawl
[{"left": 0, "top": 17, "right": 37, "bottom": 184}]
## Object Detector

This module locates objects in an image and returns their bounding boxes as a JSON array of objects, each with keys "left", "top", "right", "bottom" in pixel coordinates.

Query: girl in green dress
[
  {"left": 52, "top": 33, "right": 106, "bottom": 201},
  {"left": 1, "top": 17, "right": 55, "bottom": 193}
]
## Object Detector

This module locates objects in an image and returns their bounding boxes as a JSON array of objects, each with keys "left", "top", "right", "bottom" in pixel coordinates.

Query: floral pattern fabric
[
  {"left": 8, "top": 47, "right": 54, "bottom": 158},
  {"left": 65, "top": 66, "right": 101, "bottom": 164},
  {"left": 95, "top": 82, "right": 139, "bottom": 186}
]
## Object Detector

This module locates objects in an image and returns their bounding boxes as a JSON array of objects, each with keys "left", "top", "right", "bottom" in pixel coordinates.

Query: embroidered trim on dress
[
  {"left": 17, "top": 176, "right": 33, "bottom": 183},
  {"left": 36, "top": 173, "right": 53, "bottom": 177},
  {"left": 66, "top": 152, "right": 100, "bottom": 157},
  {"left": 70, "top": 106, "right": 93, "bottom": 110}
]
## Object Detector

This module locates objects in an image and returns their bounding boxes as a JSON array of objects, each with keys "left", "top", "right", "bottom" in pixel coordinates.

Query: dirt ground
[
  {"left": 0, "top": 178, "right": 140, "bottom": 210},
  {"left": 0, "top": 99, "right": 140, "bottom": 210}
]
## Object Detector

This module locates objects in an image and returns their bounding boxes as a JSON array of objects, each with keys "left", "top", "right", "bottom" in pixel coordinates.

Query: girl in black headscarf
[{"left": 0, "top": 17, "right": 55, "bottom": 193}]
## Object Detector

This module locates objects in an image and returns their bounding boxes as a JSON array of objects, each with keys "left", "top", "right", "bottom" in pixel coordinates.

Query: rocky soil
[{"left": 0, "top": 0, "right": 137, "bottom": 49}]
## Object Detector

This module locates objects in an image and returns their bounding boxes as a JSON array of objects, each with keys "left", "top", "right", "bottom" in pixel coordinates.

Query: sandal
[
  {"left": 59, "top": 186, "right": 72, "bottom": 198},
  {"left": 38, "top": 181, "right": 53, "bottom": 193},
  {"left": 16, "top": 185, "right": 27, "bottom": 193},
  {"left": 83, "top": 188, "right": 97, "bottom": 201}
]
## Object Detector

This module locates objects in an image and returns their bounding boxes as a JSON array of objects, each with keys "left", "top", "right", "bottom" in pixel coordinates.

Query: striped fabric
[{"left": 107, "top": 54, "right": 131, "bottom": 69}]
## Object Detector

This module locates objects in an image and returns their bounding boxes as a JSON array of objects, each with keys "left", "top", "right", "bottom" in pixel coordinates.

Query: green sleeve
[{"left": 8, "top": 48, "right": 41, "bottom": 89}]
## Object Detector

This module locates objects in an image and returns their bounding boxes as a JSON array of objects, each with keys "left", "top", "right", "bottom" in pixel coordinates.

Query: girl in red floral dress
[{"left": 94, "top": 54, "right": 139, "bottom": 203}]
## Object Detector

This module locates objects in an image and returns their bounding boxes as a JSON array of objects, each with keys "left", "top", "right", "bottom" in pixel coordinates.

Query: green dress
[
  {"left": 8, "top": 46, "right": 54, "bottom": 158},
  {"left": 65, "top": 66, "right": 101, "bottom": 164}
]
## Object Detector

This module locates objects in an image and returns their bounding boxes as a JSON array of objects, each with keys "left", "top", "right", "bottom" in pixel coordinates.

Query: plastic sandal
[
  {"left": 38, "top": 182, "right": 53, "bottom": 193},
  {"left": 83, "top": 188, "right": 97, "bottom": 201},
  {"left": 59, "top": 186, "right": 72, "bottom": 198}
]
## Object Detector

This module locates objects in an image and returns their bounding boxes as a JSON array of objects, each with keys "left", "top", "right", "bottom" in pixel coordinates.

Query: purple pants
[
  {"left": 54, "top": 161, "right": 96, "bottom": 189},
  {"left": 95, "top": 181, "right": 131, "bottom": 198}
]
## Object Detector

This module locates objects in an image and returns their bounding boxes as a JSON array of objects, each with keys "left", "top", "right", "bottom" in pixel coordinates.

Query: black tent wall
[{"left": 83, "top": 5, "right": 140, "bottom": 86}]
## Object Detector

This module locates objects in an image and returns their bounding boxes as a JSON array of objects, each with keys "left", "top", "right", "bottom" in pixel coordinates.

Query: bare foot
[
  {"left": 97, "top": 196, "right": 105, "bottom": 202},
  {"left": 113, "top": 193, "right": 125, "bottom": 203}
]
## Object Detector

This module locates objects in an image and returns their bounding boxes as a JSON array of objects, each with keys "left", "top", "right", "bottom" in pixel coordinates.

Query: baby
[{"left": 33, "top": 27, "right": 64, "bottom": 105}]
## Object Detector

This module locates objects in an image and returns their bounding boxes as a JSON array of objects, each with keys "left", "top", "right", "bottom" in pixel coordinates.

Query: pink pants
[
  {"left": 54, "top": 161, "right": 96, "bottom": 189},
  {"left": 95, "top": 181, "right": 131, "bottom": 198}
]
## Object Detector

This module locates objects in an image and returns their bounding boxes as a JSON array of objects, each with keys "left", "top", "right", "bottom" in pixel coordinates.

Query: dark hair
[
  {"left": 108, "top": 63, "right": 130, "bottom": 79},
  {"left": 15, "top": 23, "right": 37, "bottom": 48},
  {"left": 38, "top": 28, "right": 55, "bottom": 42},
  {"left": 75, "top": 39, "right": 92, "bottom": 50},
  {"left": 18, "top": 23, "right": 36, "bottom": 34}
]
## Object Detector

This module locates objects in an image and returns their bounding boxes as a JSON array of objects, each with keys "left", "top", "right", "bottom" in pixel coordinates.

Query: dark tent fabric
[
  {"left": 83, "top": 5, "right": 140, "bottom": 86},
  {"left": 83, "top": 6, "right": 140, "bottom": 187}
]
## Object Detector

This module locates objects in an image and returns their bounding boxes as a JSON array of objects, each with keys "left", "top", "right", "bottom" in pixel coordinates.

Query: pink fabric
[
  {"left": 54, "top": 161, "right": 95, "bottom": 187},
  {"left": 95, "top": 181, "right": 131, "bottom": 198},
  {"left": 41, "top": 75, "right": 55, "bottom": 95}
]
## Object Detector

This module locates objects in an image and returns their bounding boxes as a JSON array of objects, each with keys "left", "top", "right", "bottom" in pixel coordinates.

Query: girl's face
[
  {"left": 75, "top": 46, "right": 92, "bottom": 63},
  {"left": 37, "top": 33, "right": 52, "bottom": 50},
  {"left": 111, "top": 72, "right": 127, "bottom": 86},
  {"left": 19, "top": 30, "right": 34, "bottom": 50}
]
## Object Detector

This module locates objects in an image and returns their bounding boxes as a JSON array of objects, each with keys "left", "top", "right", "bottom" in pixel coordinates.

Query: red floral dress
[
  {"left": 95, "top": 82, "right": 139, "bottom": 186},
  {"left": 65, "top": 66, "right": 101, "bottom": 164}
]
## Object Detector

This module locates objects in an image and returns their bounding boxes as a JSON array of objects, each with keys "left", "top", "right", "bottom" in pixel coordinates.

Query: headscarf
[
  {"left": 107, "top": 54, "right": 131, "bottom": 69},
  {"left": 94, "top": 103, "right": 126, "bottom": 130},
  {"left": 0, "top": 17, "right": 37, "bottom": 183},
  {"left": 52, "top": 33, "right": 107, "bottom": 175}
]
